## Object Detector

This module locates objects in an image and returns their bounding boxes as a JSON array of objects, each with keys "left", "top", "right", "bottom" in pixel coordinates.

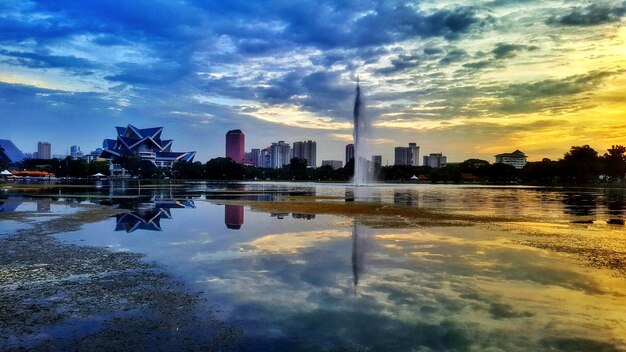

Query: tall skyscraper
[
  {"left": 408, "top": 143, "right": 420, "bottom": 166},
  {"left": 346, "top": 144, "right": 355, "bottom": 164},
  {"left": 251, "top": 148, "right": 261, "bottom": 167},
  {"left": 394, "top": 143, "right": 420, "bottom": 166},
  {"left": 225, "top": 129, "right": 245, "bottom": 163},
  {"left": 37, "top": 141, "right": 51, "bottom": 159},
  {"left": 292, "top": 140, "right": 316, "bottom": 167},
  {"left": 270, "top": 141, "right": 291, "bottom": 168}
]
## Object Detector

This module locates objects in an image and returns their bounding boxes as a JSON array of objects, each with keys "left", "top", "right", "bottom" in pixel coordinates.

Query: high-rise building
[
  {"left": 70, "top": 145, "right": 83, "bottom": 159},
  {"left": 346, "top": 144, "right": 355, "bottom": 164},
  {"left": 371, "top": 155, "right": 382, "bottom": 167},
  {"left": 225, "top": 129, "right": 245, "bottom": 164},
  {"left": 270, "top": 141, "right": 291, "bottom": 168},
  {"left": 292, "top": 140, "right": 316, "bottom": 167},
  {"left": 251, "top": 148, "right": 261, "bottom": 167},
  {"left": 37, "top": 142, "right": 51, "bottom": 159},
  {"left": 260, "top": 147, "right": 271, "bottom": 168},
  {"left": 394, "top": 143, "right": 420, "bottom": 166},
  {"left": 423, "top": 153, "right": 447, "bottom": 168},
  {"left": 322, "top": 160, "right": 343, "bottom": 169},
  {"left": 408, "top": 143, "right": 420, "bottom": 166},
  {"left": 495, "top": 150, "right": 527, "bottom": 169}
]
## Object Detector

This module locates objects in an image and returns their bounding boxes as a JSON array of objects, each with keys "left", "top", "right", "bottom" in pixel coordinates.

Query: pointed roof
[{"left": 0, "top": 139, "right": 26, "bottom": 163}]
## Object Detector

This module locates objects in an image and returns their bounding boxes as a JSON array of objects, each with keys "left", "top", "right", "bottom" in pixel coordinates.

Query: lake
[{"left": 1, "top": 181, "right": 625, "bottom": 351}]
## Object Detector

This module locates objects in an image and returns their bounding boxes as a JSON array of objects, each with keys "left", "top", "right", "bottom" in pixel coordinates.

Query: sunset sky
[{"left": 1, "top": 0, "right": 624, "bottom": 164}]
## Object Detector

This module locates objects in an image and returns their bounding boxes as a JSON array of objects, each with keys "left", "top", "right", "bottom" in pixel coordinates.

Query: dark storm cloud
[{"left": 547, "top": 2, "right": 626, "bottom": 26}]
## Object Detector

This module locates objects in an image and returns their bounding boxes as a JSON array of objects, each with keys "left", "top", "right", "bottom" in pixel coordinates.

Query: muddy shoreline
[{"left": 0, "top": 203, "right": 241, "bottom": 351}]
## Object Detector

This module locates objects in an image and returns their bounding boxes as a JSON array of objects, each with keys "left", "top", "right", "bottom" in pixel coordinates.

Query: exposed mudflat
[{"left": 0, "top": 203, "right": 241, "bottom": 351}]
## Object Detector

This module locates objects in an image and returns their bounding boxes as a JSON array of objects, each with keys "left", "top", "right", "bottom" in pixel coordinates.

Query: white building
[
  {"left": 495, "top": 150, "right": 527, "bottom": 169},
  {"left": 423, "top": 153, "right": 447, "bottom": 168},
  {"left": 270, "top": 141, "right": 291, "bottom": 168}
]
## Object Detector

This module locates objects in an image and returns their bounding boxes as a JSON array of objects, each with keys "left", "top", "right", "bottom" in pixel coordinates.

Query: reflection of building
[
  {"left": 0, "top": 139, "right": 26, "bottom": 163},
  {"left": 292, "top": 213, "right": 316, "bottom": 220},
  {"left": 423, "top": 153, "right": 447, "bottom": 168},
  {"left": 115, "top": 198, "right": 195, "bottom": 233},
  {"left": 292, "top": 140, "right": 317, "bottom": 167},
  {"left": 226, "top": 129, "right": 245, "bottom": 163},
  {"left": 101, "top": 124, "right": 196, "bottom": 168},
  {"left": 495, "top": 150, "right": 527, "bottom": 169},
  {"left": 394, "top": 143, "right": 419, "bottom": 166},
  {"left": 37, "top": 141, "right": 52, "bottom": 160},
  {"left": 225, "top": 205, "right": 244, "bottom": 230},
  {"left": 346, "top": 144, "right": 354, "bottom": 164},
  {"left": 37, "top": 202, "right": 51, "bottom": 213},
  {"left": 322, "top": 160, "right": 343, "bottom": 169},
  {"left": 270, "top": 212, "right": 289, "bottom": 219}
]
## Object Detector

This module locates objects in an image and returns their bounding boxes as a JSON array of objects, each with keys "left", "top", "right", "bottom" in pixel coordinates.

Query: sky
[{"left": 0, "top": 0, "right": 624, "bottom": 165}]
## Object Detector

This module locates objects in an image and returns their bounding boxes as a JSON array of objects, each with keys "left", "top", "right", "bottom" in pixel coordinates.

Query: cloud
[
  {"left": 491, "top": 43, "right": 538, "bottom": 59},
  {"left": 0, "top": 49, "right": 97, "bottom": 71},
  {"left": 547, "top": 2, "right": 626, "bottom": 26}
]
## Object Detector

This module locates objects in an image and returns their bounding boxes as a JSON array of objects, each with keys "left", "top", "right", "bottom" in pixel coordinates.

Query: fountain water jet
[{"left": 352, "top": 78, "right": 372, "bottom": 186}]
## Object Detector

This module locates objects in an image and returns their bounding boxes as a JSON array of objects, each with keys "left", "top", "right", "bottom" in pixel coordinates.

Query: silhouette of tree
[
  {"left": 602, "top": 145, "right": 626, "bottom": 181},
  {"left": 561, "top": 145, "right": 600, "bottom": 184}
]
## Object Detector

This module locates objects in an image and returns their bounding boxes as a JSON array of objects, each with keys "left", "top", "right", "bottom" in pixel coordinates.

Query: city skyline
[{"left": 1, "top": 1, "right": 625, "bottom": 164}]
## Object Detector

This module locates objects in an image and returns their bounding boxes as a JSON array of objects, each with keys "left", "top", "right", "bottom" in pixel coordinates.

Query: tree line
[{"left": 4, "top": 144, "right": 625, "bottom": 184}]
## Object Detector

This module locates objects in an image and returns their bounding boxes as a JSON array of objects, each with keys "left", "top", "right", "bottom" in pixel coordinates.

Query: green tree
[
  {"left": 205, "top": 157, "right": 245, "bottom": 179},
  {"left": 87, "top": 161, "right": 110, "bottom": 176},
  {"left": 288, "top": 158, "right": 309, "bottom": 180}
]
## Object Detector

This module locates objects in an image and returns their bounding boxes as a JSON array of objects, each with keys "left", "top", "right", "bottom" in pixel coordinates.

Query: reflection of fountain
[
  {"left": 352, "top": 223, "right": 366, "bottom": 294},
  {"left": 225, "top": 205, "right": 244, "bottom": 230},
  {"left": 115, "top": 198, "right": 195, "bottom": 233},
  {"left": 353, "top": 78, "right": 372, "bottom": 186}
]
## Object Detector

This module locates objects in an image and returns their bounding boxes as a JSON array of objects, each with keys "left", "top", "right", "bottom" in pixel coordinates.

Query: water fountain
[{"left": 352, "top": 78, "right": 371, "bottom": 186}]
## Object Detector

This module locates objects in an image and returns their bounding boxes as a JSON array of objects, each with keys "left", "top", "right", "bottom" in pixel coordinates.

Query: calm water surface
[{"left": 2, "top": 182, "right": 625, "bottom": 351}]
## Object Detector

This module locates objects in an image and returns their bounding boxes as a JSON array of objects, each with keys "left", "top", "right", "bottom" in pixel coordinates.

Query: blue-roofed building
[
  {"left": 100, "top": 124, "right": 196, "bottom": 168},
  {"left": 0, "top": 139, "right": 26, "bottom": 163}
]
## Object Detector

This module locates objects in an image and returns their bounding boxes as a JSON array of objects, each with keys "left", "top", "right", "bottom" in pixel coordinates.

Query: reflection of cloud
[{"left": 249, "top": 229, "right": 349, "bottom": 253}]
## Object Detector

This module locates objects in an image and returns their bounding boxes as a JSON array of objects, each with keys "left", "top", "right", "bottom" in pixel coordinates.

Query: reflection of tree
[
  {"left": 394, "top": 190, "right": 420, "bottom": 207},
  {"left": 563, "top": 192, "right": 596, "bottom": 217},
  {"left": 605, "top": 189, "right": 625, "bottom": 224}
]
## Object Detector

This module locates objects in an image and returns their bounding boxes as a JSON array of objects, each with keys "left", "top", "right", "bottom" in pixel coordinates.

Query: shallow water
[{"left": 2, "top": 181, "right": 625, "bottom": 351}]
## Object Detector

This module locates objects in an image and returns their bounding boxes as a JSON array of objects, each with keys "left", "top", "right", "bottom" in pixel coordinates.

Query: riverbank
[{"left": 0, "top": 202, "right": 241, "bottom": 351}]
